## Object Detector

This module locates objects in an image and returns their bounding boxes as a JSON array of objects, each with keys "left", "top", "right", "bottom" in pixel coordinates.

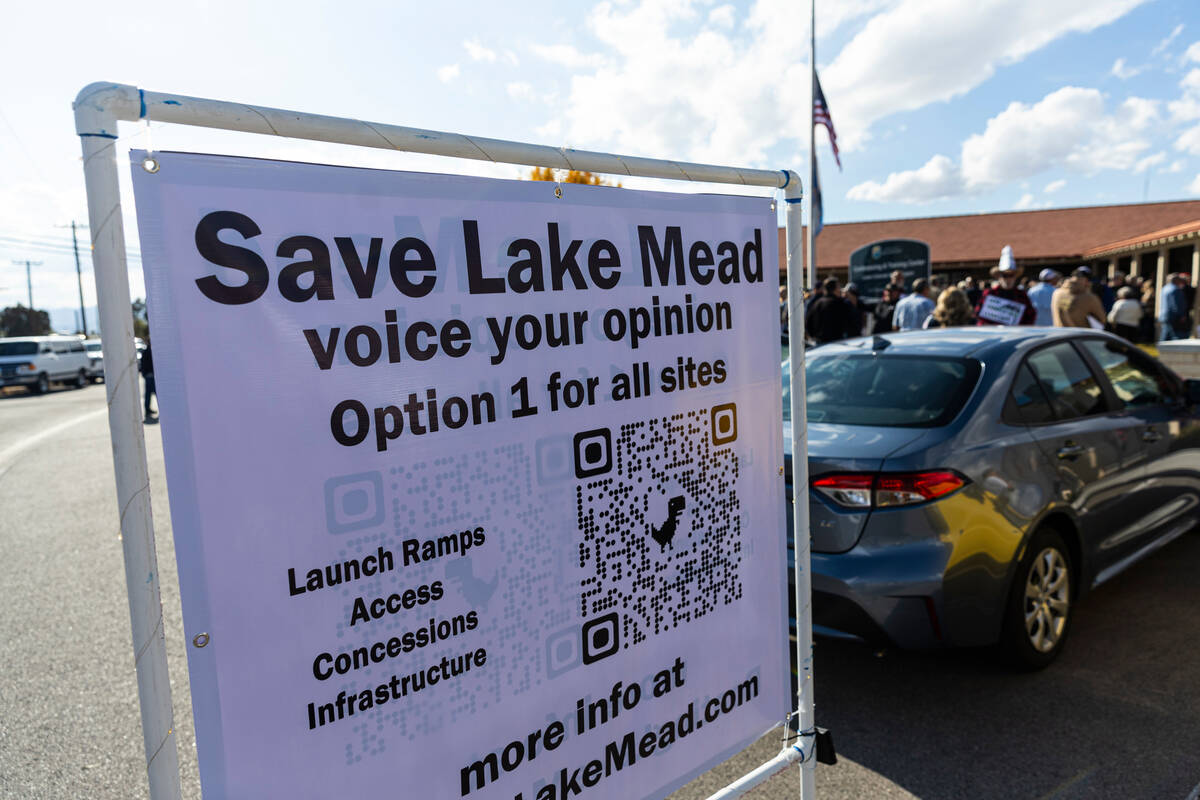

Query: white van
[{"left": 0, "top": 335, "right": 92, "bottom": 394}]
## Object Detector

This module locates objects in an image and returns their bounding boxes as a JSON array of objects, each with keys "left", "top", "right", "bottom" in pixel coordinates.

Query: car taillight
[
  {"left": 812, "top": 471, "right": 967, "bottom": 509},
  {"left": 876, "top": 472, "right": 965, "bottom": 507},
  {"left": 812, "top": 474, "right": 874, "bottom": 508}
]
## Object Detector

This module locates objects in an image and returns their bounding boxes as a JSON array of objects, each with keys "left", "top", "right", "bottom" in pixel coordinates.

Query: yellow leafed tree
[{"left": 529, "top": 167, "right": 620, "bottom": 186}]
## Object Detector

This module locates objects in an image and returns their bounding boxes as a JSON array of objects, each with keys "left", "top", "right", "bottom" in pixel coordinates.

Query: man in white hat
[
  {"left": 1027, "top": 268, "right": 1061, "bottom": 326},
  {"left": 975, "top": 246, "right": 1036, "bottom": 326}
]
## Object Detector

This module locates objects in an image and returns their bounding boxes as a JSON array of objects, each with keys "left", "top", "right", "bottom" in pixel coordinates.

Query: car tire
[
  {"left": 30, "top": 373, "right": 50, "bottom": 395},
  {"left": 1001, "top": 528, "right": 1074, "bottom": 670},
  {"left": 74, "top": 369, "right": 87, "bottom": 389}
]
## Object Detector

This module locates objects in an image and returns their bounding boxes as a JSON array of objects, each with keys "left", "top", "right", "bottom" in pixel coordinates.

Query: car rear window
[
  {"left": 0, "top": 341, "right": 37, "bottom": 356},
  {"left": 784, "top": 354, "right": 981, "bottom": 427}
]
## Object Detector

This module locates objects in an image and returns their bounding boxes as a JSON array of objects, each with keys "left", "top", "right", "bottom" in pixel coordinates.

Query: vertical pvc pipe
[
  {"left": 75, "top": 89, "right": 182, "bottom": 800},
  {"left": 784, "top": 174, "right": 815, "bottom": 800}
]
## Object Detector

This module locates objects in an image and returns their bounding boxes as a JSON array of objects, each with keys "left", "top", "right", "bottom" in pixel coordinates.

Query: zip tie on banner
[{"left": 141, "top": 119, "right": 158, "bottom": 173}]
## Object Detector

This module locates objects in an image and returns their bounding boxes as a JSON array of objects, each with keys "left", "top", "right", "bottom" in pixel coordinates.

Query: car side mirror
[{"left": 1186, "top": 379, "right": 1200, "bottom": 405}]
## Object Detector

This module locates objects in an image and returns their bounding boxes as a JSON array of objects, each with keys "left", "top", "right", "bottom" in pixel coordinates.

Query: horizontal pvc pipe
[
  {"left": 74, "top": 82, "right": 790, "bottom": 189},
  {"left": 704, "top": 744, "right": 806, "bottom": 800}
]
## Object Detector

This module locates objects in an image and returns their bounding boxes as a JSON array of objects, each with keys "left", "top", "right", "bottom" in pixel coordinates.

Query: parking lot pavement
[
  {"left": 2, "top": 385, "right": 1198, "bottom": 799},
  {"left": 673, "top": 529, "right": 1200, "bottom": 799}
]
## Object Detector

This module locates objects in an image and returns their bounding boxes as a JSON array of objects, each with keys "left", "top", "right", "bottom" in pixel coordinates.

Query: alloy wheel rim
[{"left": 1024, "top": 547, "right": 1069, "bottom": 653}]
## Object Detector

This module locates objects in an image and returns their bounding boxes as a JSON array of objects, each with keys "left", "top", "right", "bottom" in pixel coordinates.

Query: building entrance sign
[{"left": 848, "top": 239, "right": 931, "bottom": 303}]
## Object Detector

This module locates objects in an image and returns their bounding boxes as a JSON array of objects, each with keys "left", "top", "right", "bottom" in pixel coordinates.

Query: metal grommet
[
  {"left": 142, "top": 157, "right": 160, "bottom": 173},
  {"left": 554, "top": 185, "right": 563, "bottom": 199},
  {"left": 192, "top": 632, "right": 210, "bottom": 648}
]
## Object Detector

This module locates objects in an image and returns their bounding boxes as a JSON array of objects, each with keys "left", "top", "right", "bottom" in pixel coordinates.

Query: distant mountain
[{"left": 46, "top": 306, "right": 101, "bottom": 336}]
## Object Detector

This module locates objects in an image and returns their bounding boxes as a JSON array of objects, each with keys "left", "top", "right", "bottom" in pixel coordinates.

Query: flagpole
[
  {"left": 798, "top": 11, "right": 818, "bottom": 800},
  {"left": 807, "top": 0, "right": 817, "bottom": 293}
]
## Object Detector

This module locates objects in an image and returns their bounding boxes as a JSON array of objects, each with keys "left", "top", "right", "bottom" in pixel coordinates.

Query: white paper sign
[
  {"left": 131, "top": 152, "right": 789, "bottom": 799},
  {"left": 977, "top": 293, "right": 1026, "bottom": 326}
]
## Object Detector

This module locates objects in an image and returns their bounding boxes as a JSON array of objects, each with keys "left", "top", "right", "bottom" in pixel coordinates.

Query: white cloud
[
  {"left": 961, "top": 88, "right": 1153, "bottom": 185},
  {"left": 708, "top": 4, "right": 735, "bottom": 28},
  {"left": 1044, "top": 179, "right": 1067, "bottom": 192},
  {"left": 846, "top": 154, "right": 966, "bottom": 203},
  {"left": 823, "top": 0, "right": 1149, "bottom": 149},
  {"left": 530, "top": 43, "right": 606, "bottom": 70},
  {"left": 537, "top": 0, "right": 1147, "bottom": 169},
  {"left": 1111, "top": 57, "right": 1142, "bottom": 79},
  {"left": 1014, "top": 193, "right": 1053, "bottom": 209},
  {"left": 1165, "top": 159, "right": 1185, "bottom": 173},
  {"left": 503, "top": 50, "right": 520, "bottom": 66},
  {"left": 1168, "top": 69, "right": 1200, "bottom": 121},
  {"left": 437, "top": 64, "right": 460, "bottom": 83},
  {"left": 1177, "top": 124, "right": 1200, "bottom": 155},
  {"left": 1189, "top": 173, "right": 1200, "bottom": 194},
  {"left": 1134, "top": 152, "right": 1166, "bottom": 172},
  {"left": 1152, "top": 24, "right": 1184, "bottom": 56},
  {"left": 1187, "top": 41, "right": 1200, "bottom": 63},
  {"left": 464, "top": 38, "right": 497, "bottom": 63},
  {"left": 506, "top": 82, "right": 537, "bottom": 102},
  {"left": 851, "top": 86, "right": 1156, "bottom": 203}
]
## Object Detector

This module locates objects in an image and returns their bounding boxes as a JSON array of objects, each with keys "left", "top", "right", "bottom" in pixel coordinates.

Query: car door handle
[
  {"left": 1057, "top": 443, "right": 1086, "bottom": 460},
  {"left": 1142, "top": 429, "right": 1162, "bottom": 443}
]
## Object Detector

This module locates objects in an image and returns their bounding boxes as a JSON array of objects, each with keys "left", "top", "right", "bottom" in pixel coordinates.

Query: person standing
[
  {"left": 893, "top": 278, "right": 935, "bottom": 331},
  {"left": 843, "top": 283, "right": 866, "bottom": 338},
  {"left": 962, "top": 276, "right": 983, "bottom": 309},
  {"left": 1107, "top": 286, "right": 1144, "bottom": 341},
  {"left": 140, "top": 339, "right": 157, "bottom": 424},
  {"left": 1051, "top": 267, "right": 1106, "bottom": 328},
  {"left": 1158, "top": 274, "right": 1189, "bottom": 341},
  {"left": 976, "top": 262, "right": 1035, "bottom": 325},
  {"left": 1027, "top": 269, "right": 1060, "bottom": 326},
  {"left": 923, "top": 287, "right": 975, "bottom": 328},
  {"left": 805, "top": 277, "right": 855, "bottom": 345},
  {"left": 872, "top": 283, "right": 902, "bottom": 334}
]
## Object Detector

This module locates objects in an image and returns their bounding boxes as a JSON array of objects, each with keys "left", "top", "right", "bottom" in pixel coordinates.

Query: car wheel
[
  {"left": 1001, "top": 528, "right": 1073, "bottom": 670},
  {"left": 31, "top": 373, "right": 50, "bottom": 395},
  {"left": 75, "top": 369, "right": 88, "bottom": 389}
]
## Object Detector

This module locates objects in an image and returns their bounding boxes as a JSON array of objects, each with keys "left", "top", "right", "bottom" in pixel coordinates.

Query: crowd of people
[{"left": 786, "top": 263, "right": 1198, "bottom": 347}]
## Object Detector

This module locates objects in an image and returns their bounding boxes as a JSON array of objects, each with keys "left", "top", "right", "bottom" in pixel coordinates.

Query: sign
[
  {"left": 848, "top": 239, "right": 931, "bottom": 304},
  {"left": 977, "top": 294, "right": 1027, "bottom": 326},
  {"left": 130, "top": 152, "right": 789, "bottom": 799}
]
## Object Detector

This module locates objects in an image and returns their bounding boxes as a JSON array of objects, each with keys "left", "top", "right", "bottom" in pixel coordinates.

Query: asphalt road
[{"left": 1, "top": 383, "right": 1198, "bottom": 799}]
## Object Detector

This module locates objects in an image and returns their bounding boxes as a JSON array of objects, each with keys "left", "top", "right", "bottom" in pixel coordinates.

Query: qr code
[{"left": 576, "top": 403, "right": 743, "bottom": 660}]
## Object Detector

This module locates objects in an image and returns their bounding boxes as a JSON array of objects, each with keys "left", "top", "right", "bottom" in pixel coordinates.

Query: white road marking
[{"left": 0, "top": 408, "right": 108, "bottom": 474}]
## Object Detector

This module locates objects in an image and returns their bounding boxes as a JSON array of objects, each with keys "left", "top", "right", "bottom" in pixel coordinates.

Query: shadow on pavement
[{"left": 814, "top": 530, "right": 1200, "bottom": 799}]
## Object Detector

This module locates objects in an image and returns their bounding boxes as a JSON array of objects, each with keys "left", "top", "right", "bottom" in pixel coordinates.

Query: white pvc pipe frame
[{"left": 72, "top": 81, "right": 816, "bottom": 800}]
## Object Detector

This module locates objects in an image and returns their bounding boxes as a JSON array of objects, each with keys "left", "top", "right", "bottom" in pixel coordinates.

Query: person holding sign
[
  {"left": 1051, "top": 266, "right": 1106, "bottom": 329},
  {"left": 975, "top": 247, "right": 1035, "bottom": 326}
]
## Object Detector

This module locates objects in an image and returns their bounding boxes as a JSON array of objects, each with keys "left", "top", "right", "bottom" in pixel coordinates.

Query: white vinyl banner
[{"left": 130, "top": 151, "right": 789, "bottom": 800}]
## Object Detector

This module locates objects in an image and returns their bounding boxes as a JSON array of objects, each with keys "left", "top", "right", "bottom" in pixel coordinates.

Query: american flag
[{"left": 814, "top": 72, "right": 841, "bottom": 170}]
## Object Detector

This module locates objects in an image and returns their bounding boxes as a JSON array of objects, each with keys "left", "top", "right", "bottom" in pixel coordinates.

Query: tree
[
  {"left": 528, "top": 167, "right": 620, "bottom": 187},
  {"left": 131, "top": 298, "right": 150, "bottom": 342},
  {"left": 0, "top": 305, "right": 52, "bottom": 337}
]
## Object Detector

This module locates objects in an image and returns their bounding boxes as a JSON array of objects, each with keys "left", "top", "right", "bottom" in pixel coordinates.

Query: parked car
[
  {"left": 84, "top": 338, "right": 105, "bottom": 382},
  {"left": 0, "top": 335, "right": 93, "bottom": 394},
  {"left": 783, "top": 328, "right": 1200, "bottom": 668}
]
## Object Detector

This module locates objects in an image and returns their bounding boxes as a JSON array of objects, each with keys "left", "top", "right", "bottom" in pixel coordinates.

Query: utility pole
[
  {"left": 11, "top": 260, "right": 42, "bottom": 309},
  {"left": 59, "top": 221, "right": 90, "bottom": 335}
]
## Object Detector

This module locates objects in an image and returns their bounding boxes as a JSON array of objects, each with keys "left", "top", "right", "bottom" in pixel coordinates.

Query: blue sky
[{"left": 1, "top": 0, "right": 1198, "bottom": 317}]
